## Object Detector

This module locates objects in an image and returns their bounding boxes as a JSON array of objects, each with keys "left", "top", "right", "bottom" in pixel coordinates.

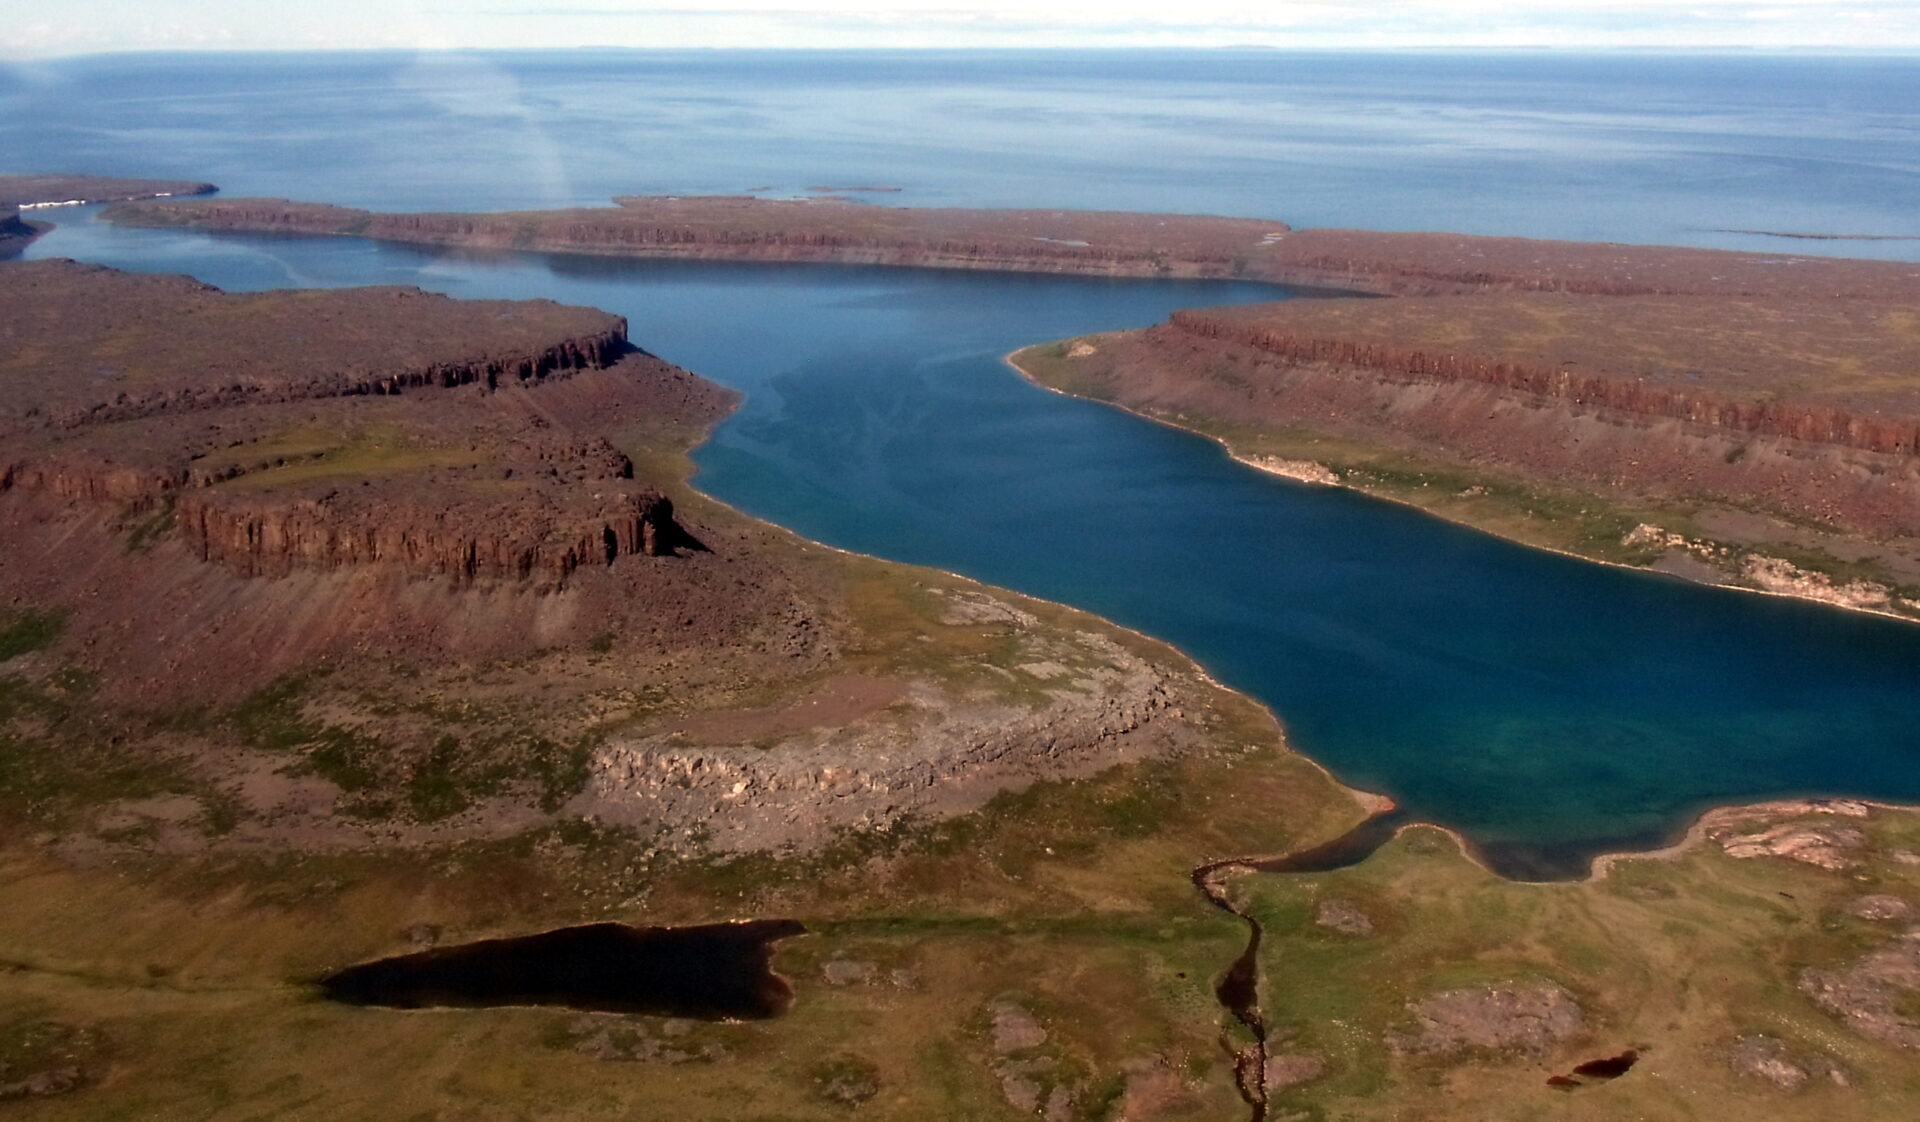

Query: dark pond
[{"left": 319, "top": 920, "right": 805, "bottom": 1019}]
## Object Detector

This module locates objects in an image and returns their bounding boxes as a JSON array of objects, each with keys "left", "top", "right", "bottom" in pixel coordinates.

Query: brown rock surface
[
  {"left": 1166, "top": 294, "right": 1920, "bottom": 456},
  {"left": 0, "top": 259, "right": 714, "bottom": 590},
  {"left": 1799, "top": 927, "right": 1920, "bottom": 1048},
  {"left": 1389, "top": 980, "right": 1585, "bottom": 1056},
  {"left": 1041, "top": 290, "right": 1920, "bottom": 553},
  {"left": 0, "top": 258, "right": 768, "bottom": 705}
]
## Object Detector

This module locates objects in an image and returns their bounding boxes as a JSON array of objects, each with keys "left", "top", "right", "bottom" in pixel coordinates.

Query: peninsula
[
  {"left": 0, "top": 173, "right": 217, "bottom": 256},
  {"left": 104, "top": 193, "right": 1920, "bottom": 615}
]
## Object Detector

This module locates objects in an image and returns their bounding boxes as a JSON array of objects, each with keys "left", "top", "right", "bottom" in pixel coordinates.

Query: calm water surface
[
  {"left": 11, "top": 51, "right": 1920, "bottom": 868},
  {"left": 5, "top": 50, "right": 1920, "bottom": 256}
]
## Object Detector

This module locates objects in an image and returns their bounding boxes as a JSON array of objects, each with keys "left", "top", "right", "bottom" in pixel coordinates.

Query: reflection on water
[{"left": 320, "top": 921, "right": 806, "bottom": 1018}]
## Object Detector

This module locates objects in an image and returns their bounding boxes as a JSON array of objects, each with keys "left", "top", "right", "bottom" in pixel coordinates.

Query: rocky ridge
[
  {"left": 1165, "top": 305, "right": 1920, "bottom": 460},
  {"left": 103, "top": 195, "right": 1293, "bottom": 281},
  {"left": 0, "top": 259, "right": 713, "bottom": 588}
]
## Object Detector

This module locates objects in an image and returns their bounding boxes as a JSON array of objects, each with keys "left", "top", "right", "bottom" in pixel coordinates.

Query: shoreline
[
  {"left": 688, "top": 346, "right": 1920, "bottom": 894},
  {"left": 1002, "top": 345, "right": 1920, "bottom": 629}
]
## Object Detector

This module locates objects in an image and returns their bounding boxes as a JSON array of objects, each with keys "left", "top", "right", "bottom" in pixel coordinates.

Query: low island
[{"left": 0, "top": 173, "right": 217, "bottom": 256}]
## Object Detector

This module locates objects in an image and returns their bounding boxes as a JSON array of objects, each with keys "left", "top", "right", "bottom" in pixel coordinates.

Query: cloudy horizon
[{"left": 9, "top": 1, "right": 1920, "bottom": 59}]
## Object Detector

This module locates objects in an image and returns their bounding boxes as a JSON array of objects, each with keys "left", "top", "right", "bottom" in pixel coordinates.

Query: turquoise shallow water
[{"left": 11, "top": 50, "right": 1920, "bottom": 874}]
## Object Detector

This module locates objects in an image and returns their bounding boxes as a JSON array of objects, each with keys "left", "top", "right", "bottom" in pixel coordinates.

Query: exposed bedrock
[
  {"left": 1166, "top": 312, "right": 1920, "bottom": 458},
  {"left": 104, "top": 194, "right": 1306, "bottom": 284},
  {"left": 574, "top": 632, "right": 1178, "bottom": 853},
  {"left": 1103, "top": 325, "right": 1920, "bottom": 540},
  {"left": 171, "top": 488, "right": 686, "bottom": 585},
  {"left": 0, "top": 173, "right": 217, "bottom": 209},
  {"left": 0, "top": 259, "right": 723, "bottom": 589}
]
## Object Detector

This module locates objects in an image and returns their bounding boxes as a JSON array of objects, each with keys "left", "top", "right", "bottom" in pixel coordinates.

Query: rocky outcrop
[
  {"left": 1255, "top": 228, "right": 1920, "bottom": 302},
  {"left": 18, "top": 321, "right": 627, "bottom": 432},
  {"left": 103, "top": 197, "right": 1920, "bottom": 304},
  {"left": 1387, "top": 981, "right": 1586, "bottom": 1056},
  {"left": 0, "top": 260, "right": 711, "bottom": 590},
  {"left": 1799, "top": 927, "right": 1920, "bottom": 1048},
  {"left": 575, "top": 626, "right": 1177, "bottom": 853},
  {"left": 172, "top": 487, "right": 684, "bottom": 586},
  {"left": 1165, "top": 312, "right": 1920, "bottom": 459}
]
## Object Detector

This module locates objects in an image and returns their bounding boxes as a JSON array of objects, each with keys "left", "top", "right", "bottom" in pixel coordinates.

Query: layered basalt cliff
[
  {"left": 170, "top": 486, "right": 683, "bottom": 584},
  {"left": 1166, "top": 304, "right": 1920, "bottom": 459},
  {"left": 0, "top": 259, "right": 720, "bottom": 589},
  {"left": 1026, "top": 286, "right": 1920, "bottom": 614}
]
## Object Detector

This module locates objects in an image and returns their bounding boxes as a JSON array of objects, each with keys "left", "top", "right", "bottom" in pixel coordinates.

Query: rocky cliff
[
  {"left": 0, "top": 259, "right": 722, "bottom": 590},
  {"left": 1166, "top": 310, "right": 1920, "bottom": 459}
]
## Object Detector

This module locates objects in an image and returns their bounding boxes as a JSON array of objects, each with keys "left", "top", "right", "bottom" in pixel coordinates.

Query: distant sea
[{"left": 3, "top": 49, "right": 1918, "bottom": 258}]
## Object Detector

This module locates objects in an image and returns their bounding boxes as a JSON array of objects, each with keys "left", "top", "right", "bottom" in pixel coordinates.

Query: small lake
[{"left": 320, "top": 921, "right": 805, "bottom": 1017}]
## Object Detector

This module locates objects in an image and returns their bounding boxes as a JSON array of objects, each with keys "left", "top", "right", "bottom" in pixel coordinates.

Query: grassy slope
[
  {"left": 1240, "top": 818, "right": 1920, "bottom": 1120},
  {"left": 0, "top": 462, "right": 1362, "bottom": 1120}
]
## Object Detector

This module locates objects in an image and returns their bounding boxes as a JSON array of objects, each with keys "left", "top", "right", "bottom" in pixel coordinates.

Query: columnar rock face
[
  {"left": 1166, "top": 309, "right": 1920, "bottom": 458},
  {"left": 1046, "top": 288, "right": 1920, "bottom": 548},
  {"left": 0, "top": 259, "right": 731, "bottom": 589},
  {"left": 170, "top": 487, "right": 684, "bottom": 584}
]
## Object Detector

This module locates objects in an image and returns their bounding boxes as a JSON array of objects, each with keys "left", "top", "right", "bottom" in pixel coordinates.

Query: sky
[{"left": 8, "top": 1, "right": 1920, "bottom": 58}]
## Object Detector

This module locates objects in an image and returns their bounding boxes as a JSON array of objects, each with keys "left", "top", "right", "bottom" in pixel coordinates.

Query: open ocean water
[{"left": 8, "top": 50, "right": 1920, "bottom": 871}]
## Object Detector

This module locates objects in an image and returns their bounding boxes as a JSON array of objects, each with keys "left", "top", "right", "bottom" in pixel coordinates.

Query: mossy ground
[
  {"left": 0, "top": 488, "right": 1359, "bottom": 1119},
  {"left": 1238, "top": 820, "right": 1920, "bottom": 1121}
]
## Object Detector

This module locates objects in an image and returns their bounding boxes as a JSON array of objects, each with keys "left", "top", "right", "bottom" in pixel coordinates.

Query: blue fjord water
[{"left": 9, "top": 51, "right": 1920, "bottom": 870}]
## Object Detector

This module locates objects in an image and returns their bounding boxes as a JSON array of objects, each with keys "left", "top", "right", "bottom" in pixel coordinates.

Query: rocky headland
[
  {"left": 1010, "top": 244, "right": 1920, "bottom": 617},
  {"left": 0, "top": 173, "right": 218, "bottom": 256},
  {"left": 103, "top": 193, "right": 1301, "bottom": 279},
  {"left": 0, "top": 256, "right": 1276, "bottom": 858}
]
